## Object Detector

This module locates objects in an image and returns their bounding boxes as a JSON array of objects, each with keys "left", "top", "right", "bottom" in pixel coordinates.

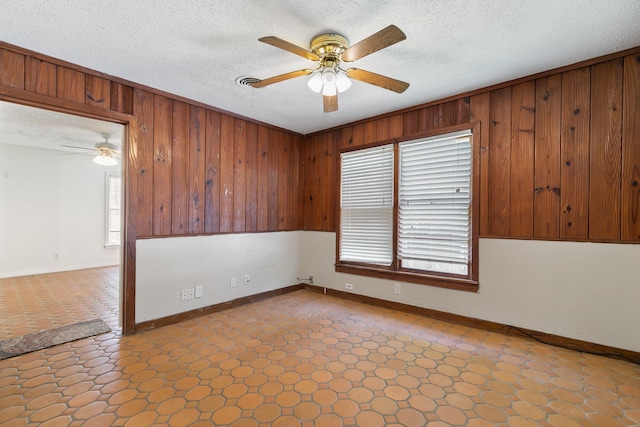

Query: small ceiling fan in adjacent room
[
  {"left": 247, "top": 25, "right": 410, "bottom": 113},
  {"left": 60, "top": 137, "right": 120, "bottom": 166}
]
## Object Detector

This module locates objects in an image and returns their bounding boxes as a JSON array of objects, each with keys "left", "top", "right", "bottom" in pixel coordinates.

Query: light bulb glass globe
[
  {"left": 321, "top": 69, "right": 337, "bottom": 96},
  {"left": 321, "top": 69, "right": 337, "bottom": 86},
  {"left": 93, "top": 153, "right": 118, "bottom": 166},
  {"left": 336, "top": 72, "right": 352, "bottom": 93},
  {"left": 307, "top": 73, "right": 323, "bottom": 93},
  {"left": 322, "top": 82, "right": 337, "bottom": 96}
]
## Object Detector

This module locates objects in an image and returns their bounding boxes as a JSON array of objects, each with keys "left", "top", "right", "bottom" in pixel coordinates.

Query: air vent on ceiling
[{"left": 235, "top": 76, "right": 261, "bottom": 87}]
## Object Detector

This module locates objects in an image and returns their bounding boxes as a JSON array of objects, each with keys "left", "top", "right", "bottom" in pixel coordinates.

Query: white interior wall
[
  {"left": 0, "top": 144, "right": 120, "bottom": 277},
  {"left": 299, "top": 231, "right": 640, "bottom": 353},
  {"left": 135, "top": 232, "right": 304, "bottom": 323},
  {"left": 135, "top": 229, "right": 640, "bottom": 353}
]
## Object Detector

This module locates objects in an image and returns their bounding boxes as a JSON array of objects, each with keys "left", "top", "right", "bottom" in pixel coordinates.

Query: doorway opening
[{"left": 0, "top": 100, "right": 125, "bottom": 339}]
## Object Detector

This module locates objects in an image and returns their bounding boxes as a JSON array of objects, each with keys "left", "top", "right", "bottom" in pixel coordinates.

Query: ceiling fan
[
  {"left": 61, "top": 137, "right": 120, "bottom": 166},
  {"left": 249, "top": 25, "right": 410, "bottom": 113}
]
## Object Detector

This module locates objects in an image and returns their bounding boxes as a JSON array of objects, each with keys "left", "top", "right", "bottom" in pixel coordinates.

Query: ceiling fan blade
[
  {"left": 341, "top": 25, "right": 406, "bottom": 62},
  {"left": 346, "top": 68, "right": 410, "bottom": 93},
  {"left": 250, "top": 69, "right": 313, "bottom": 88},
  {"left": 323, "top": 95, "right": 338, "bottom": 113},
  {"left": 60, "top": 144, "right": 96, "bottom": 151},
  {"left": 258, "top": 36, "right": 321, "bottom": 62}
]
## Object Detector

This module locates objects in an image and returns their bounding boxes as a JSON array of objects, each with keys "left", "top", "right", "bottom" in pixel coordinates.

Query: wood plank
[
  {"left": 268, "top": 129, "right": 280, "bottom": 230},
  {"left": 188, "top": 105, "right": 206, "bottom": 234},
  {"left": 291, "top": 135, "right": 302, "bottom": 230},
  {"left": 435, "top": 102, "right": 451, "bottom": 129},
  {"left": 170, "top": 101, "right": 189, "bottom": 235},
  {"left": 219, "top": 114, "right": 234, "bottom": 233},
  {"left": 303, "top": 135, "right": 321, "bottom": 230},
  {"left": 0, "top": 49, "right": 24, "bottom": 89},
  {"left": 316, "top": 133, "right": 333, "bottom": 231},
  {"left": 278, "top": 131, "right": 290, "bottom": 230},
  {"left": 389, "top": 114, "right": 404, "bottom": 138},
  {"left": 131, "top": 89, "right": 155, "bottom": 237},
  {"left": 510, "top": 81, "right": 536, "bottom": 237},
  {"left": 452, "top": 97, "right": 471, "bottom": 125},
  {"left": 376, "top": 117, "right": 390, "bottom": 141},
  {"left": 257, "top": 126, "right": 269, "bottom": 231},
  {"left": 622, "top": 53, "right": 640, "bottom": 240},
  {"left": 110, "top": 83, "right": 134, "bottom": 114},
  {"left": 419, "top": 106, "right": 434, "bottom": 132},
  {"left": 245, "top": 122, "right": 258, "bottom": 232},
  {"left": 488, "top": 87, "right": 512, "bottom": 236},
  {"left": 152, "top": 95, "right": 173, "bottom": 235},
  {"left": 470, "top": 92, "right": 491, "bottom": 236},
  {"left": 326, "top": 130, "right": 339, "bottom": 232},
  {"left": 352, "top": 123, "right": 365, "bottom": 147},
  {"left": 589, "top": 59, "right": 623, "bottom": 240},
  {"left": 85, "top": 75, "right": 110, "bottom": 108},
  {"left": 403, "top": 110, "right": 420, "bottom": 136},
  {"left": 56, "top": 66, "right": 85, "bottom": 102},
  {"left": 339, "top": 125, "right": 354, "bottom": 149},
  {"left": 534, "top": 75, "right": 562, "bottom": 238},
  {"left": 233, "top": 119, "right": 247, "bottom": 232},
  {"left": 560, "top": 68, "right": 591, "bottom": 239},
  {"left": 300, "top": 135, "right": 312, "bottom": 230},
  {"left": 25, "top": 57, "right": 56, "bottom": 96},
  {"left": 363, "top": 121, "right": 377, "bottom": 144},
  {"left": 204, "top": 110, "right": 221, "bottom": 233}
]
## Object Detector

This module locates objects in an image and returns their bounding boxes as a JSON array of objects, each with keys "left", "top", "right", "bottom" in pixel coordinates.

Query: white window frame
[
  {"left": 105, "top": 173, "right": 122, "bottom": 247},
  {"left": 336, "top": 123, "right": 479, "bottom": 292}
]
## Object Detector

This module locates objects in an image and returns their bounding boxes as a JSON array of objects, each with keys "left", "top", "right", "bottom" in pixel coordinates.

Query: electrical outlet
[
  {"left": 345, "top": 283, "right": 353, "bottom": 290},
  {"left": 394, "top": 283, "right": 401, "bottom": 295},
  {"left": 181, "top": 289, "right": 188, "bottom": 302},
  {"left": 188, "top": 288, "right": 195, "bottom": 300},
  {"left": 230, "top": 277, "right": 236, "bottom": 288},
  {"left": 195, "top": 285, "right": 203, "bottom": 298},
  {"left": 244, "top": 274, "right": 250, "bottom": 285}
]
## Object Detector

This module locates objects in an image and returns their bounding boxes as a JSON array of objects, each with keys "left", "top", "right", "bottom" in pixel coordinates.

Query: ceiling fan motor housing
[{"left": 310, "top": 34, "right": 349, "bottom": 63}]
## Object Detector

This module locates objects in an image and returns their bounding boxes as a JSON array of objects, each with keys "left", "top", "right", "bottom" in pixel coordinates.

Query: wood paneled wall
[
  {"left": 0, "top": 46, "right": 302, "bottom": 239},
  {"left": 301, "top": 53, "right": 640, "bottom": 242},
  {"left": 1, "top": 43, "right": 302, "bottom": 334}
]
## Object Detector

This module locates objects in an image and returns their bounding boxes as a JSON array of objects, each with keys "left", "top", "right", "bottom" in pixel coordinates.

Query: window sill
[
  {"left": 335, "top": 263, "right": 479, "bottom": 293},
  {"left": 104, "top": 244, "right": 121, "bottom": 249}
]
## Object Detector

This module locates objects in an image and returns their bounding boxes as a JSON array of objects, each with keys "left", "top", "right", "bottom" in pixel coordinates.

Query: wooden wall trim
[{"left": 303, "top": 285, "right": 640, "bottom": 365}]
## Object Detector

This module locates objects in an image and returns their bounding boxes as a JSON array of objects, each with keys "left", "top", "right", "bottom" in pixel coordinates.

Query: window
[
  {"left": 337, "top": 124, "right": 479, "bottom": 291},
  {"left": 105, "top": 174, "right": 121, "bottom": 246},
  {"left": 340, "top": 145, "right": 394, "bottom": 265}
]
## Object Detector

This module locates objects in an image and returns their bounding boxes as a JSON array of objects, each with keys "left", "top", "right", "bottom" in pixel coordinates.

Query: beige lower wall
[{"left": 299, "top": 231, "right": 640, "bottom": 353}]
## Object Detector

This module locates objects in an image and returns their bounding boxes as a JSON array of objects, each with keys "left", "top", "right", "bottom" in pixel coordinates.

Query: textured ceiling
[
  {"left": 1, "top": 1, "right": 640, "bottom": 135},
  {"left": 0, "top": 101, "right": 124, "bottom": 153}
]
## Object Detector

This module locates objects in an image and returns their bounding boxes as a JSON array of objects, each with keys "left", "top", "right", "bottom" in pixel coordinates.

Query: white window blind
[
  {"left": 340, "top": 145, "right": 394, "bottom": 266},
  {"left": 106, "top": 175, "right": 122, "bottom": 246},
  {"left": 398, "top": 130, "right": 472, "bottom": 275}
]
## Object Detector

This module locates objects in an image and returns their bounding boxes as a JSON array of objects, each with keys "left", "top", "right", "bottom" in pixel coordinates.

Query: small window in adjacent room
[
  {"left": 337, "top": 123, "right": 479, "bottom": 292},
  {"left": 105, "top": 174, "right": 121, "bottom": 247}
]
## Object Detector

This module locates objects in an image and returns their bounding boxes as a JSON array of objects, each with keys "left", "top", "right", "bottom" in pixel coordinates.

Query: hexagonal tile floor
[
  {"left": 1, "top": 289, "right": 639, "bottom": 426},
  {"left": 0, "top": 266, "right": 120, "bottom": 339}
]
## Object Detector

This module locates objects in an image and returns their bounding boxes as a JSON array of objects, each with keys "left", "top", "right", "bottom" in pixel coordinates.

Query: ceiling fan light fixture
[
  {"left": 336, "top": 72, "right": 352, "bottom": 93},
  {"left": 307, "top": 72, "right": 323, "bottom": 93},
  {"left": 320, "top": 68, "right": 338, "bottom": 96},
  {"left": 93, "top": 153, "right": 118, "bottom": 166}
]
